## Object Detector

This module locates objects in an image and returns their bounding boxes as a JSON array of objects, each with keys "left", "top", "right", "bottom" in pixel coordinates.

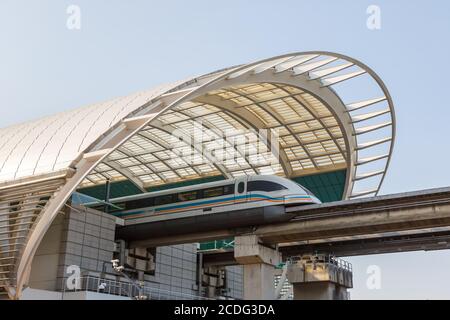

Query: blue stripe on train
[{"left": 114, "top": 194, "right": 311, "bottom": 218}]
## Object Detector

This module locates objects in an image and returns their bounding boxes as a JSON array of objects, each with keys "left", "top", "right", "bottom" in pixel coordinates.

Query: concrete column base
[{"left": 242, "top": 263, "right": 277, "bottom": 300}]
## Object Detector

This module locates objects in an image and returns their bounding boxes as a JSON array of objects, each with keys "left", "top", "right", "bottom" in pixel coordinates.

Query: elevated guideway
[
  {"left": 117, "top": 186, "right": 450, "bottom": 300},
  {"left": 122, "top": 186, "right": 450, "bottom": 252},
  {"left": 201, "top": 228, "right": 450, "bottom": 267}
]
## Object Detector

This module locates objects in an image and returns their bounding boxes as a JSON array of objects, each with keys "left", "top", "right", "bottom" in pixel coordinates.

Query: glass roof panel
[{"left": 87, "top": 82, "right": 349, "bottom": 189}]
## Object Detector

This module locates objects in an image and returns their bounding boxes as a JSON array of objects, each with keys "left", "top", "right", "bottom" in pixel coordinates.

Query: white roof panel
[{"left": 0, "top": 81, "right": 189, "bottom": 183}]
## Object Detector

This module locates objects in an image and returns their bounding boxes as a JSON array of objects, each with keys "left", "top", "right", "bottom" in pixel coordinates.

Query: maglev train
[{"left": 88, "top": 175, "right": 321, "bottom": 240}]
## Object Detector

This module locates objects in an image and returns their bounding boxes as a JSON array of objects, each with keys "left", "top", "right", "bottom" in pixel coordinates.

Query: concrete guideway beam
[
  {"left": 257, "top": 201, "right": 450, "bottom": 244},
  {"left": 127, "top": 188, "right": 450, "bottom": 248}
]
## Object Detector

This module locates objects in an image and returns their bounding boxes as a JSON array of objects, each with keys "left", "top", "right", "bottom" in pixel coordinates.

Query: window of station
[{"left": 247, "top": 181, "right": 287, "bottom": 192}]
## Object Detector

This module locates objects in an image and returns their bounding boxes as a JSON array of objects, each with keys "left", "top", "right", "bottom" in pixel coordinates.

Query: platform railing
[
  {"left": 60, "top": 275, "right": 210, "bottom": 300},
  {"left": 288, "top": 254, "right": 353, "bottom": 272}
]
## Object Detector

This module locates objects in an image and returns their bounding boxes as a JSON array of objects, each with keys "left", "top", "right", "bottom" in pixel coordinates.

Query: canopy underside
[{"left": 81, "top": 82, "right": 348, "bottom": 191}]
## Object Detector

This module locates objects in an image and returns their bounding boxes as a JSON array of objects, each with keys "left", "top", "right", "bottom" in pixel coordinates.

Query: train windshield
[
  {"left": 247, "top": 181, "right": 287, "bottom": 192},
  {"left": 295, "top": 183, "right": 316, "bottom": 196}
]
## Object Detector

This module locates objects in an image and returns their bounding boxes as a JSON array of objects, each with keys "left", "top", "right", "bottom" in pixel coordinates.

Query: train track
[{"left": 287, "top": 188, "right": 450, "bottom": 222}]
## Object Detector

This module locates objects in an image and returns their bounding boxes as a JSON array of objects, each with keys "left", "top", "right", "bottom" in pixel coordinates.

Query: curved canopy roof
[
  {"left": 0, "top": 52, "right": 395, "bottom": 199},
  {"left": 0, "top": 82, "right": 187, "bottom": 183}
]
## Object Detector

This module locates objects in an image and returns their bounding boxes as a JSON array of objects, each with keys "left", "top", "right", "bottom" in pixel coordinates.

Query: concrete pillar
[
  {"left": 234, "top": 235, "right": 280, "bottom": 300},
  {"left": 201, "top": 266, "right": 226, "bottom": 299},
  {"left": 287, "top": 254, "right": 353, "bottom": 300}
]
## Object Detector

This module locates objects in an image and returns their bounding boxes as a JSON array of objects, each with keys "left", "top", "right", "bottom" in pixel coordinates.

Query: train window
[
  {"left": 223, "top": 185, "right": 234, "bottom": 195},
  {"left": 178, "top": 191, "right": 198, "bottom": 202},
  {"left": 127, "top": 197, "right": 154, "bottom": 210},
  {"left": 154, "top": 194, "right": 175, "bottom": 206},
  {"left": 247, "top": 181, "right": 287, "bottom": 192},
  {"left": 204, "top": 187, "right": 224, "bottom": 198},
  {"left": 237, "top": 182, "right": 245, "bottom": 193}
]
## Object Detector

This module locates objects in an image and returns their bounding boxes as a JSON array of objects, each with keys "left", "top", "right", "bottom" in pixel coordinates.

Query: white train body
[
  {"left": 94, "top": 175, "right": 321, "bottom": 228},
  {"left": 81, "top": 175, "right": 322, "bottom": 240}
]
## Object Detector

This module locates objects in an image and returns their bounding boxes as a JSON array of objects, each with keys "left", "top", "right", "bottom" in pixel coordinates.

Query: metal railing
[
  {"left": 288, "top": 254, "right": 353, "bottom": 272},
  {"left": 61, "top": 275, "right": 210, "bottom": 300},
  {"left": 287, "top": 254, "right": 353, "bottom": 290}
]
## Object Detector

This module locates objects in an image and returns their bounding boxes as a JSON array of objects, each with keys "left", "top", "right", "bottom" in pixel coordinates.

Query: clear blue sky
[{"left": 1, "top": 0, "right": 450, "bottom": 299}]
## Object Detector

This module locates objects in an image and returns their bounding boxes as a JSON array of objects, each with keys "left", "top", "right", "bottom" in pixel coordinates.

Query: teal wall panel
[
  {"left": 291, "top": 170, "right": 346, "bottom": 203},
  {"left": 77, "top": 180, "right": 143, "bottom": 200}
]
